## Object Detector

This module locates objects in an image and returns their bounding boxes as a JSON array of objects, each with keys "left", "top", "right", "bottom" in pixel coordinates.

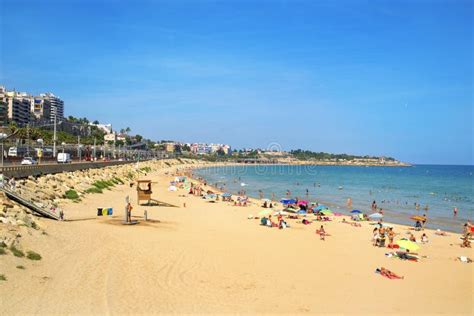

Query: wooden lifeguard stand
[{"left": 137, "top": 180, "right": 154, "bottom": 205}]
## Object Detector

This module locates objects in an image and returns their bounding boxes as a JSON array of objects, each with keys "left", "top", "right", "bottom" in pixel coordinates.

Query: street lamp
[
  {"left": 61, "top": 142, "right": 66, "bottom": 154},
  {"left": 0, "top": 133, "right": 7, "bottom": 168}
]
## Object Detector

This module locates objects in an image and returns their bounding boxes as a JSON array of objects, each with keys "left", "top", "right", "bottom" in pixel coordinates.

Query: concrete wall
[{"left": 1, "top": 160, "right": 137, "bottom": 179}]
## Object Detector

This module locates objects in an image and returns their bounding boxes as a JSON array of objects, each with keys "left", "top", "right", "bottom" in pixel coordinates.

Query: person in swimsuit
[{"left": 376, "top": 267, "right": 404, "bottom": 279}]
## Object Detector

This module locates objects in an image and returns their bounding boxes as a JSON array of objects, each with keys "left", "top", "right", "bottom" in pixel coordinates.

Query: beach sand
[{"left": 1, "top": 164, "right": 472, "bottom": 315}]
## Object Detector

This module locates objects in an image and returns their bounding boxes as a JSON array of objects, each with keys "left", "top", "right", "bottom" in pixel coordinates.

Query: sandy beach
[{"left": 1, "top": 162, "right": 472, "bottom": 315}]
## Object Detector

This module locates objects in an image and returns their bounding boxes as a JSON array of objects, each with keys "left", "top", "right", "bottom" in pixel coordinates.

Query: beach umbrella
[
  {"left": 351, "top": 210, "right": 362, "bottom": 214},
  {"left": 258, "top": 209, "right": 272, "bottom": 216},
  {"left": 368, "top": 213, "right": 383, "bottom": 219},
  {"left": 396, "top": 239, "right": 420, "bottom": 252},
  {"left": 280, "top": 199, "right": 296, "bottom": 205},
  {"left": 222, "top": 193, "right": 232, "bottom": 197},
  {"left": 262, "top": 198, "right": 271, "bottom": 203},
  {"left": 320, "top": 209, "right": 333, "bottom": 215},
  {"left": 297, "top": 200, "right": 309, "bottom": 206},
  {"left": 274, "top": 210, "right": 289, "bottom": 216},
  {"left": 297, "top": 210, "right": 307, "bottom": 214},
  {"left": 410, "top": 215, "right": 426, "bottom": 221}
]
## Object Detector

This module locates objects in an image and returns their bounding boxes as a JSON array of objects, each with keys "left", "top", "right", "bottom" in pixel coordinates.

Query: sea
[{"left": 194, "top": 164, "right": 473, "bottom": 233}]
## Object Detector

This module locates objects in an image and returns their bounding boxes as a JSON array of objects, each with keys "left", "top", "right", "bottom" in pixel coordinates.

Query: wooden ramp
[{"left": 1, "top": 187, "right": 60, "bottom": 220}]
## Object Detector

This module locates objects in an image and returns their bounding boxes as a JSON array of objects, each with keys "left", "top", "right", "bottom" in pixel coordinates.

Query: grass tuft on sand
[
  {"left": 86, "top": 187, "right": 103, "bottom": 194},
  {"left": 10, "top": 246, "right": 24, "bottom": 257},
  {"left": 64, "top": 189, "right": 80, "bottom": 200},
  {"left": 26, "top": 251, "right": 42, "bottom": 261}
]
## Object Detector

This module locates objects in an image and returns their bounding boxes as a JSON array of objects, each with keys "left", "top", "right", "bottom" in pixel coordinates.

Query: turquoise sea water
[{"left": 194, "top": 165, "right": 473, "bottom": 232}]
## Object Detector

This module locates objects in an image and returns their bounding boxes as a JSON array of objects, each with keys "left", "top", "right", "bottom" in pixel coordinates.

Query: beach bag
[{"left": 260, "top": 218, "right": 267, "bottom": 226}]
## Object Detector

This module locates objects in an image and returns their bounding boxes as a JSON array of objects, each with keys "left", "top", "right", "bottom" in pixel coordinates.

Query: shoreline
[
  {"left": 184, "top": 164, "right": 464, "bottom": 237},
  {"left": 188, "top": 163, "right": 468, "bottom": 234}
]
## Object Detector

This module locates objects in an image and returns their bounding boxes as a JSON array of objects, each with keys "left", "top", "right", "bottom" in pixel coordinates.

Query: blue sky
[{"left": 1, "top": 0, "right": 472, "bottom": 164}]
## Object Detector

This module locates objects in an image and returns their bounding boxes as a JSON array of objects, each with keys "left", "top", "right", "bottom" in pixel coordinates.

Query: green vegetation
[
  {"left": 113, "top": 177, "right": 124, "bottom": 184},
  {"left": 26, "top": 251, "right": 42, "bottom": 261},
  {"left": 92, "top": 180, "right": 115, "bottom": 190},
  {"left": 0, "top": 248, "right": 6, "bottom": 255},
  {"left": 85, "top": 187, "right": 103, "bottom": 194},
  {"left": 0, "top": 241, "right": 6, "bottom": 248},
  {"left": 16, "top": 265, "right": 25, "bottom": 270},
  {"left": 140, "top": 166, "right": 152, "bottom": 173},
  {"left": 64, "top": 189, "right": 80, "bottom": 200},
  {"left": 31, "top": 221, "right": 38, "bottom": 230},
  {"left": 0, "top": 274, "right": 6, "bottom": 281},
  {"left": 289, "top": 150, "right": 395, "bottom": 161},
  {"left": 10, "top": 246, "right": 24, "bottom": 257}
]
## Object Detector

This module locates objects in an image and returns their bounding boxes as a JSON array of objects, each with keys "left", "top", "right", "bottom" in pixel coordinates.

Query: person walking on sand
[{"left": 318, "top": 225, "right": 326, "bottom": 241}]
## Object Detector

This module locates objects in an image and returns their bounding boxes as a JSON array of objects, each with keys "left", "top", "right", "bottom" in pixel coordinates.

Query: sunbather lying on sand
[
  {"left": 375, "top": 267, "right": 404, "bottom": 279},
  {"left": 435, "top": 229, "right": 448, "bottom": 236}
]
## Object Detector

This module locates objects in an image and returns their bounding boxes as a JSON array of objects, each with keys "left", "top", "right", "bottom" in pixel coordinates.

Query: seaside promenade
[{"left": 0, "top": 160, "right": 472, "bottom": 315}]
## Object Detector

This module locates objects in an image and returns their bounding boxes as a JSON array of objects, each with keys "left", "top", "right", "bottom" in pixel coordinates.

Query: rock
[{"left": 16, "top": 219, "right": 26, "bottom": 226}]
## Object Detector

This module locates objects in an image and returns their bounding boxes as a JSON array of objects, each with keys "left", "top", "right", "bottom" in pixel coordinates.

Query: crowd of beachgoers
[{"left": 173, "top": 167, "right": 474, "bottom": 276}]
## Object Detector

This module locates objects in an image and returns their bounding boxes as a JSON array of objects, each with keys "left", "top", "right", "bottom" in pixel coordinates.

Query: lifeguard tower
[{"left": 137, "top": 180, "right": 154, "bottom": 205}]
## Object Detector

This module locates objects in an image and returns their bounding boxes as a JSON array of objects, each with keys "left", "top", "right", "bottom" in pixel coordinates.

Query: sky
[{"left": 0, "top": 0, "right": 472, "bottom": 165}]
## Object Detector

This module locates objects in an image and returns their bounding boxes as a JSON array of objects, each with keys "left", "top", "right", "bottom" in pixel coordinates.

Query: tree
[
  {"left": 182, "top": 144, "right": 191, "bottom": 152},
  {"left": 92, "top": 120, "right": 99, "bottom": 124},
  {"left": 125, "top": 127, "right": 131, "bottom": 134},
  {"left": 135, "top": 134, "right": 143, "bottom": 143}
]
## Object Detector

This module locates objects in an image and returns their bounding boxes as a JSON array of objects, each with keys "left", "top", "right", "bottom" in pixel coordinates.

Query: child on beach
[
  {"left": 317, "top": 225, "right": 327, "bottom": 241},
  {"left": 421, "top": 233, "right": 429, "bottom": 243}
]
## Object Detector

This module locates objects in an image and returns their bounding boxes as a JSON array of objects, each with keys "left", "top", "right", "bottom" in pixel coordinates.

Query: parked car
[
  {"left": 57, "top": 153, "right": 72, "bottom": 163},
  {"left": 21, "top": 157, "right": 38, "bottom": 165}
]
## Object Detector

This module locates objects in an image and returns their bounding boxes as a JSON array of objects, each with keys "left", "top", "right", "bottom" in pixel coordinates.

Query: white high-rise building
[{"left": 41, "top": 92, "right": 64, "bottom": 122}]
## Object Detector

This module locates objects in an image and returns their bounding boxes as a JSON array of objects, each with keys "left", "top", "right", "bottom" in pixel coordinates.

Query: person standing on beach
[
  {"left": 371, "top": 200, "right": 377, "bottom": 211},
  {"left": 126, "top": 202, "right": 133, "bottom": 223}
]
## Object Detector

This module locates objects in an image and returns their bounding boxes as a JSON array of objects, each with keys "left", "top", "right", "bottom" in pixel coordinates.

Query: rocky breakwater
[{"left": 14, "top": 158, "right": 202, "bottom": 206}]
